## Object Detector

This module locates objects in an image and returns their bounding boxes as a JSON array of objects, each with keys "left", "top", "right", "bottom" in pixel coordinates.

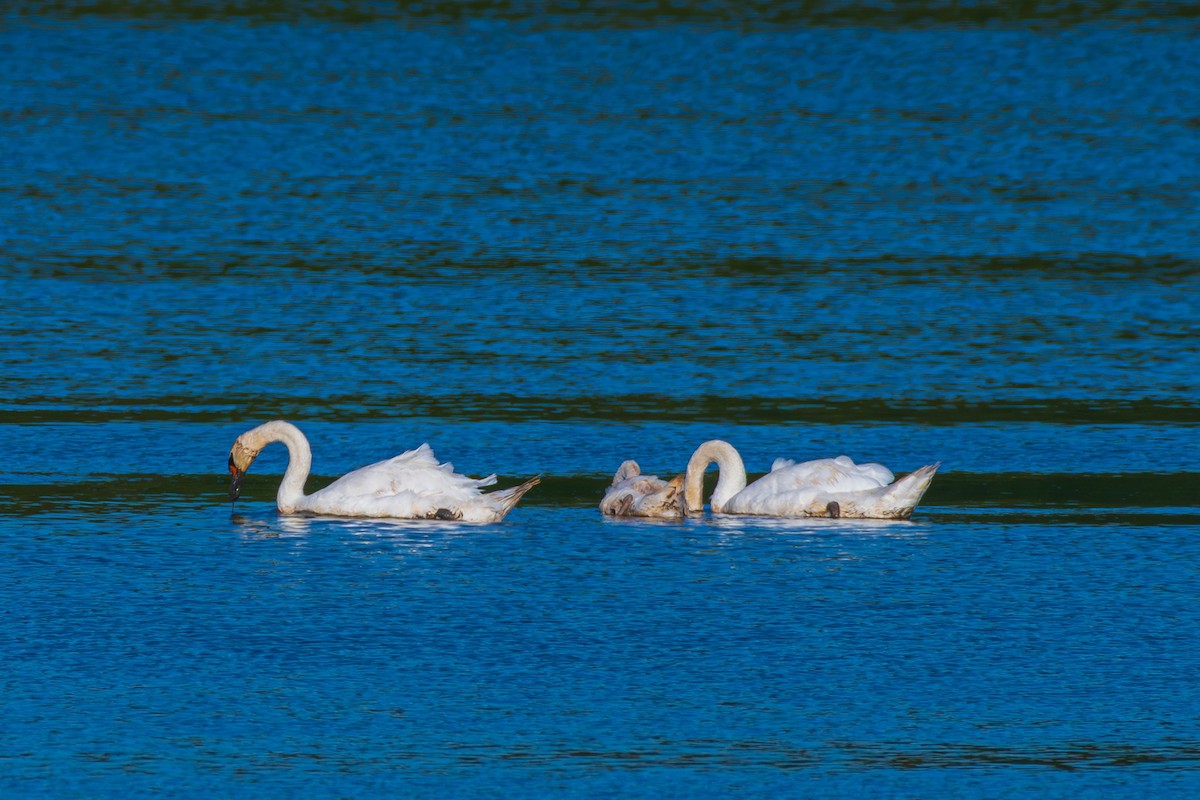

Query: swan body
[
  {"left": 227, "top": 420, "right": 539, "bottom": 522},
  {"left": 683, "top": 440, "right": 938, "bottom": 520},
  {"left": 599, "top": 460, "right": 684, "bottom": 518}
]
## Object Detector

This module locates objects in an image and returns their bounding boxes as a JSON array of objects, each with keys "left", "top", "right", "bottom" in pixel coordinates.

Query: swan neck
[
  {"left": 248, "top": 420, "right": 312, "bottom": 513},
  {"left": 684, "top": 440, "right": 747, "bottom": 514}
]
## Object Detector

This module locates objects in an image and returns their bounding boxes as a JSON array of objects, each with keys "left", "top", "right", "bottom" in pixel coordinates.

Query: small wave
[
  {"left": 11, "top": 0, "right": 1200, "bottom": 28},
  {"left": 2, "top": 471, "right": 1196, "bottom": 518},
  {"left": 10, "top": 252, "right": 1200, "bottom": 283},
  {"left": 2, "top": 394, "right": 1196, "bottom": 425},
  {"left": 833, "top": 739, "right": 1200, "bottom": 770}
]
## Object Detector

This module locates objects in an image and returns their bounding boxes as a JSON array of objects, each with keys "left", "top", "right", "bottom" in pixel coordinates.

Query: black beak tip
[{"left": 229, "top": 468, "right": 244, "bottom": 501}]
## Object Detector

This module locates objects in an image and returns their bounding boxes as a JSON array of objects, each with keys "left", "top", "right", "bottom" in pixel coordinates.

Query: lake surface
[{"left": 2, "top": 1, "right": 1198, "bottom": 796}]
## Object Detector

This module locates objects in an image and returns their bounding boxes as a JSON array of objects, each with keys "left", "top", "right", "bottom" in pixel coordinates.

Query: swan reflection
[
  {"left": 706, "top": 513, "right": 929, "bottom": 537},
  {"left": 232, "top": 509, "right": 491, "bottom": 543}
]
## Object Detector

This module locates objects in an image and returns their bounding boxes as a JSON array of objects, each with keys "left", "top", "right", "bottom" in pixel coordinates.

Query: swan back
[
  {"left": 728, "top": 457, "right": 937, "bottom": 519},
  {"left": 301, "top": 443, "right": 497, "bottom": 518}
]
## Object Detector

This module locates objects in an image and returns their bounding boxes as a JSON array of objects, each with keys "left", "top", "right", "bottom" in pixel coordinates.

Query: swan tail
[
  {"left": 880, "top": 462, "right": 939, "bottom": 519},
  {"left": 491, "top": 475, "right": 542, "bottom": 520}
]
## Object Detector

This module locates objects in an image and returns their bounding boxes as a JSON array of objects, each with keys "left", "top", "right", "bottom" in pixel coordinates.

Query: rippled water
[{"left": 2, "top": 1, "right": 1198, "bottom": 796}]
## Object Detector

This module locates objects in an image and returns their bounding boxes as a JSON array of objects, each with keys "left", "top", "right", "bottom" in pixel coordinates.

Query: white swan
[
  {"left": 682, "top": 440, "right": 938, "bottom": 520},
  {"left": 227, "top": 420, "right": 540, "bottom": 522},
  {"left": 599, "top": 460, "right": 684, "bottom": 518}
]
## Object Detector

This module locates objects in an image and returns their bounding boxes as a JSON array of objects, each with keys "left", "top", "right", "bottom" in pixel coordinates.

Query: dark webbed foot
[
  {"left": 613, "top": 495, "right": 634, "bottom": 516},
  {"left": 826, "top": 501, "right": 840, "bottom": 518},
  {"left": 433, "top": 508, "right": 462, "bottom": 521}
]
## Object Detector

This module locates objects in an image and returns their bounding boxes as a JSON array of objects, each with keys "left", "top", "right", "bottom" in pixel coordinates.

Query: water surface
[{"left": 1, "top": 2, "right": 1198, "bottom": 796}]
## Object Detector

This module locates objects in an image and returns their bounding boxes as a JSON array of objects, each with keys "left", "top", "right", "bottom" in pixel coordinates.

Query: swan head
[{"left": 227, "top": 438, "right": 261, "bottom": 500}]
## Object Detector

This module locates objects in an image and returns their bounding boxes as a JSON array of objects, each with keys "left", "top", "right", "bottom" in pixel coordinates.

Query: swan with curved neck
[
  {"left": 227, "top": 420, "right": 539, "bottom": 522},
  {"left": 683, "top": 439, "right": 937, "bottom": 520}
]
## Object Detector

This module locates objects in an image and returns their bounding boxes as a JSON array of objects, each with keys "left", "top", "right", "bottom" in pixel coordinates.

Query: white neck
[
  {"left": 242, "top": 420, "right": 313, "bottom": 513},
  {"left": 683, "top": 440, "right": 747, "bottom": 514}
]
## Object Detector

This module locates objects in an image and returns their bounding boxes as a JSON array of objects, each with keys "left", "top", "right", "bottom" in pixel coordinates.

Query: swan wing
[
  {"left": 724, "top": 456, "right": 937, "bottom": 519},
  {"left": 767, "top": 455, "right": 892, "bottom": 486},
  {"left": 854, "top": 462, "right": 895, "bottom": 486},
  {"left": 725, "top": 456, "right": 896, "bottom": 516},
  {"left": 761, "top": 456, "right": 894, "bottom": 493},
  {"left": 307, "top": 443, "right": 497, "bottom": 511}
]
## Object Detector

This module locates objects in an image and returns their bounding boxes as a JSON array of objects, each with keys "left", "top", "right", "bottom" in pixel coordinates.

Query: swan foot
[
  {"left": 431, "top": 508, "right": 462, "bottom": 521},
  {"left": 612, "top": 495, "right": 634, "bottom": 516},
  {"left": 826, "top": 501, "right": 840, "bottom": 519}
]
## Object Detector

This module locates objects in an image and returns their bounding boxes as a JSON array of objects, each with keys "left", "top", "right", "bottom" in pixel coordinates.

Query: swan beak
[{"left": 228, "top": 455, "right": 245, "bottom": 500}]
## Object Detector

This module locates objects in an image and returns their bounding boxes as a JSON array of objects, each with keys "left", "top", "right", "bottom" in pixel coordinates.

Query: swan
[
  {"left": 227, "top": 420, "right": 540, "bottom": 522},
  {"left": 599, "top": 460, "right": 684, "bottom": 518},
  {"left": 682, "top": 440, "right": 938, "bottom": 520}
]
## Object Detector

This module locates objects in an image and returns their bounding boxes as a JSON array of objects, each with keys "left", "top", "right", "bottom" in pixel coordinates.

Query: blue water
[{"left": 2, "top": 2, "right": 1199, "bottom": 796}]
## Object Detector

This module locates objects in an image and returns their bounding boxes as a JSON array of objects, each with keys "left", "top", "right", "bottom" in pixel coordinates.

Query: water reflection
[
  {"left": 232, "top": 509, "right": 492, "bottom": 541},
  {"left": 706, "top": 513, "right": 930, "bottom": 538},
  {"left": 598, "top": 515, "right": 687, "bottom": 528}
]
